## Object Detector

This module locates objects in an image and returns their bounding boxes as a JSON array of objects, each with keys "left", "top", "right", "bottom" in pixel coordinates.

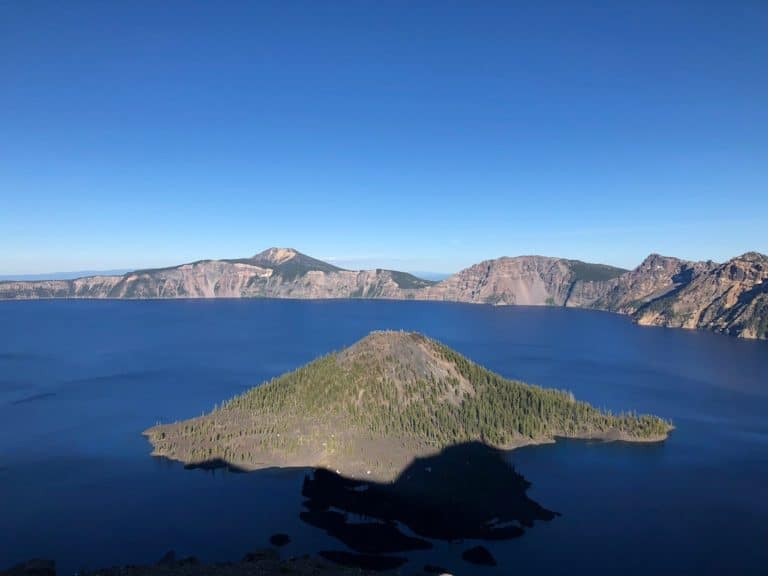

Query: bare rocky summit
[{"left": 1, "top": 247, "right": 766, "bottom": 339}]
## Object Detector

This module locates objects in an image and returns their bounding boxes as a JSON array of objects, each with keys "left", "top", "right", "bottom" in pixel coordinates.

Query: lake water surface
[{"left": 1, "top": 300, "right": 766, "bottom": 574}]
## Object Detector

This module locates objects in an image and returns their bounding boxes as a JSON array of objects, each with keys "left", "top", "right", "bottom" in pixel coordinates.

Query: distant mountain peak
[
  {"left": 252, "top": 247, "right": 299, "bottom": 265},
  {"left": 639, "top": 253, "right": 678, "bottom": 265},
  {"left": 735, "top": 251, "right": 768, "bottom": 263},
  {"left": 246, "top": 247, "right": 343, "bottom": 279}
]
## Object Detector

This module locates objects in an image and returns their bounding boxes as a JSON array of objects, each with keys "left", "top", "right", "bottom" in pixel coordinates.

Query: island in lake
[{"left": 145, "top": 331, "right": 672, "bottom": 481}]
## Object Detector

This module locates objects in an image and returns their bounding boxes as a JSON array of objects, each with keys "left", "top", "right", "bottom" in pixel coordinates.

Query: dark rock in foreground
[
  {"left": 424, "top": 564, "right": 452, "bottom": 574},
  {"left": 462, "top": 546, "right": 497, "bottom": 566},
  {"left": 268, "top": 533, "right": 290, "bottom": 547},
  {"left": 0, "top": 560, "right": 55, "bottom": 576},
  {"left": 1, "top": 550, "right": 386, "bottom": 576},
  {"left": 318, "top": 551, "right": 407, "bottom": 572},
  {"left": 156, "top": 551, "right": 176, "bottom": 566}
]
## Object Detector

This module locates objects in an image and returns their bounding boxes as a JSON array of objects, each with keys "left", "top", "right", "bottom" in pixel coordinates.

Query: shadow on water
[
  {"left": 181, "top": 442, "right": 557, "bottom": 571},
  {"left": 299, "top": 441, "right": 559, "bottom": 570},
  {"left": 181, "top": 458, "right": 249, "bottom": 473}
]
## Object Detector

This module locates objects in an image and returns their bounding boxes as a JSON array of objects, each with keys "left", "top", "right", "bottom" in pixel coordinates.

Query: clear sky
[{"left": 1, "top": 1, "right": 766, "bottom": 275}]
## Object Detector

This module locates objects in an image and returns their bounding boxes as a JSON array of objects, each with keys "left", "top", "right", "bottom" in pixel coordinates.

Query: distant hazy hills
[
  {"left": 0, "top": 269, "right": 131, "bottom": 281},
  {"left": 1, "top": 247, "right": 766, "bottom": 340}
]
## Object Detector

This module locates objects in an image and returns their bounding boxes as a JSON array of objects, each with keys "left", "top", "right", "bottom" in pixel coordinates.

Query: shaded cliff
[
  {"left": 411, "top": 251, "right": 768, "bottom": 339},
  {"left": 562, "top": 252, "right": 767, "bottom": 339},
  {"left": 569, "top": 254, "right": 716, "bottom": 312},
  {"left": 630, "top": 252, "right": 768, "bottom": 339}
]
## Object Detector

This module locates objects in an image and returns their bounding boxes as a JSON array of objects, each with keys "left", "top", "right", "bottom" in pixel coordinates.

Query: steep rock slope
[
  {"left": 631, "top": 252, "right": 768, "bottom": 339},
  {"left": 413, "top": 251, "right": 767, "bottom": 339},
  {"left": 416, "top": 256, "right": 626, "bottom": 306},
  {"left": 574, "top": 254, "right": 717, "bottom": 313}
]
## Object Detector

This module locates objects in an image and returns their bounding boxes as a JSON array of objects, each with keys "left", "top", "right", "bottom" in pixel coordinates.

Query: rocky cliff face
[
  {"left": 563, "top": 252, "right": 766, "bottom": 339},
  {"left": 0, "top": 276, "right": 122, "bottom": 299},
  {"left": 630, "top": 252, "right": 768, "bottom": 339},
  {"left": 570, "top": 254, "right": 717, "bottom": 313},
  {"left": 1, "top": 248, "right": 766, "bottom": 339},
  {"left": 415, "top": 256, "right": 574, "bottom": 305},
  {"left": 415, "top": 256, "right": 628, "bottom": 306},
  {"left": 0, "top": 248, "right": 433, "bottom": 301}
]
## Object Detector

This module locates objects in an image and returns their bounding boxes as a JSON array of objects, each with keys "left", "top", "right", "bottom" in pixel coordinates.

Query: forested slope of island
[
  {"left": 145, "top": 331, "right": 671, "bottom": 481},
  {"left": 2, "top": 247, "right": 766, "bottom": 339}
]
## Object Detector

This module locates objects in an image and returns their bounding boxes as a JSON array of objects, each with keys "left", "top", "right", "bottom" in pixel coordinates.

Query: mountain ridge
[{"left": 1, "top": 247, "right": 766, "bottom": 339}]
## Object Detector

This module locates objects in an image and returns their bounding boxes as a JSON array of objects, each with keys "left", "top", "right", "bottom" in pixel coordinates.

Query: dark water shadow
[
  {"left": 318, "top": 550, "right": 407, "bottom": 571},
  {"left": 300, "top": 441, "right": 558, "bottom": 569},
  {"left": 162, "top": 442, "right": 558, "bottom": 571},
  {"left": 181, "top": 458, "right": 249, "bottom": 473},
  {"left": 9, "top": 392, "right": 56, "bottom": 405}
]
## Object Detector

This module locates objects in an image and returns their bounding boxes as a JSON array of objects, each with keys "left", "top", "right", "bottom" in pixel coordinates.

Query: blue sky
[{"left": 1, "top": 1, "right": 766, "bottom": 275}]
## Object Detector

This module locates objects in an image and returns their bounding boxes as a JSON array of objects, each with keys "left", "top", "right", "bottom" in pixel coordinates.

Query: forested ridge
[{"left": 147, "top": 332, "right": 671, "bottom": 477}]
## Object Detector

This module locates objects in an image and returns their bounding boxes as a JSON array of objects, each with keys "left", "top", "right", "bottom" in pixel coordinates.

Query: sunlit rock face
[
  {"left": 631, "top": 252, "right": 768, "bottom": 338},
  {"left": 414, "top": 256, "right": 577, "bottom": 305}
]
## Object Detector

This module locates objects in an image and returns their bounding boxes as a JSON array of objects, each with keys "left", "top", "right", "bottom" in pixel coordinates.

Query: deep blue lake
[{"left": 1, "top": 300, "right": 767, "bottom": 575}]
